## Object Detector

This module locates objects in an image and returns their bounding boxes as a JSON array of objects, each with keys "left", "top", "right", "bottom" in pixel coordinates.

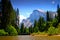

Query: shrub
[
  {"left": 55, "top": 28, "right": 58, "bottom": 35},
  {"left": 13, "top": 25, "right": 20, "bottom": 35},
  {"left": 56, "top": 23, "right": 60, "bottom": 34},
  {"left": 48, "top": 26, "right": 56, "bottom": 36},
  {"left": 48, "top": 23, "right": 60, "bottom": 36},
  {"left": 52, "top": 18, "right": 58, "bottom": 27},
  {"left": 0, "top": 29, "right": 8, "bottom": 36},
  {"left": 6, "top": 25, "right": 18, "bottom": 36}
]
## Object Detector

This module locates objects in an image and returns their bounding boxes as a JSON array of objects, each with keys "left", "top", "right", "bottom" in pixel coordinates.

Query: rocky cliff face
[{"left": 22, "top": 10, "right": 56, "bottom": 27}]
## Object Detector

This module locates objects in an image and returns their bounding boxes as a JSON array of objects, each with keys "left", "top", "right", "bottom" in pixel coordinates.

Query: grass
[{"left": 31, "top": 31, "right": 48, "bottom": 36}]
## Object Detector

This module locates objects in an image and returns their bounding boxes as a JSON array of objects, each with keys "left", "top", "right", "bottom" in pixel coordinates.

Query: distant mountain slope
[
  {"left": 22, "top": 10, "right": 57, "bottom": 27},
  {"left": 27, "top": 10, "right": 46, "bottom": 23}
]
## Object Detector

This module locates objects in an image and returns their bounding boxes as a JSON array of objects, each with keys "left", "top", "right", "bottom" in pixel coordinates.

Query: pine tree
[
  {"left": 57, "top": 4, "right": 60, "bottom": 23},
  {"left": 1, "top": 0, "right": 8, "bottom": 29},
  {"left": 20, "top": 23, "right": 24, "bottom": 34},
  {"left": 46, "top": 11, "right": 50, "bottom": 21},
  {"left": 46, "top": 11, "right": 50, "bottom": 31},
  {"left": 38, "top": 17, "right": 45, "bottom": 32},
  {"left": 29, "top": 25, "right": 33, "bottom": 33},
  {"left": 1, "top": 0, "right": 16, "bottom": 29},
  {"left": 33, "top": 20, "right": 38, "bottom": 32}
]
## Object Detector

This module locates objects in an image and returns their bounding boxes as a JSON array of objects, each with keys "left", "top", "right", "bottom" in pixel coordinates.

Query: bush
[
  {"left": 48, "top": 26, "right": 56, "bottom": 36},
  {"left": 13, "top": 24, "right": 20, "bottom": 35},
  {"left": 6, "top": 25, "right": 18, "bottom": 36},
  {"left": 52, "top": 18, "right": 58, "bottom": 27},
  {"left": 0, "top": 29, "right": 8, "bottom": 36},
  {"left": 56, "top": 23, "right": 60, "bottom": 34},
  {"left": 48, "top": 23, "right": 60, "bottom": 36}
]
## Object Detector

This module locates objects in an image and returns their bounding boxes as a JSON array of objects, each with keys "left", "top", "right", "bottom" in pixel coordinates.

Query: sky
[{"left": 11, "top": 0, "right": 60, "bottom": 22}]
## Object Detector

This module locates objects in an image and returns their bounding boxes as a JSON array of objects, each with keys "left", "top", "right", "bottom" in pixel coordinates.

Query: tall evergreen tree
[
  {"left": 57, "top": 4, "right": 60, "bottom": 23},
  {"left": 29, "top": 25, "right": 33, "bottom": 33},
  {"left": 1, "top": 0, "right": 16, "bottom": 29},
  {"left": 20, "top": 23, "right": 24, "bottom": 34},
  {"left": 46, "top": 11, "right": 50, "bottom": 21},
  {"left": 38, "top": 17, "right": 45, "bottom": 32},
  {"left": 46, "top": 11, "right": 50, "bottom": 31},
  {"left": 33, "top": 20, "right": 38, "bottom": 32}
]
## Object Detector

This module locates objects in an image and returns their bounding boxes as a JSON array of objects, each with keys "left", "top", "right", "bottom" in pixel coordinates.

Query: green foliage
[
  {"left": 48, "top": 23, "right": 60, "bottom": 35},
  {"left": 15, "top": 27, "right": 20, "bottom": 35},
  {"left": 46, "top": 11, "right": 50, "bottom": 21},
  {"left": 0, "top": 29, "right": 8, "bottom": 36},
  {"left": 41, "top": 23, "right": 46, "bottom": 31},
  {"left": 47, "top": 4, "right": 60, "bottom": 36},
  {"left": 10, "top": 10, "right": 16, "bottom": 25},
  {"left": 34, "top": 26, "right": 38, "bottom": 33},
  {"left": 16, "top": 27, "right": 20, "bottom": 35},
  {"left": 1, "top": 1, "right": 60, "bottom": 36},
  {"left": 13, "top": 25, "right": 20, "bottom": 35},
  {"left": 29, "top": 26, "right": 33, "bottom": 33},
  {"left": 24, "top": 27, "right": 29, "bottom": 34},
  {"left": 52, "top": 18, "right": 58, "bottom": 27},
  {"left": 48, "top": 26, "right": 57, "bottom": 35},
  {"left": 56, "top": 23, "right": 60, "bottom": 34},
  {"left": 0, "top": 0, "right": 19, "bottom": 36},
  {"left": 1, "top": 0, "right": 13, "bottom": 28},
  {"left": 46, "top": 21, "right": 52, "bottom": 31},
  {"left": 20, "top": 23, "right": 24, "bottom": 33},
  {"left": 1, "top": 0, "right": 17, "bottom": 29},
  {"left": 6, "top": 25, "right": 18, "bottom": 36},
  {"left": 34, "top": 20, "right": 37, "bottom": 27},
  {"left": 38, "top": 17, "right": 46, "bottom": 32},
  {"left": 57, "top": 4, "right": 60, "bottom": 23},
  {"left": 32, "top": 31, "right": 47, "bottom": 35},
  {"left": 33, "top": 20, "right": 38, "bottom": 32}
]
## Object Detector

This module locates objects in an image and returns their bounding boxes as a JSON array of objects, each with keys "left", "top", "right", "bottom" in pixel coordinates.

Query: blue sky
[{"left": 11, "top": 0, "right": 60, "bottom": 22}]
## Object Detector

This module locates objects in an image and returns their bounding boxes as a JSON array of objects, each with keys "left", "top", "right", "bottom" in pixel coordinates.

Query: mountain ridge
[{"left": 21, "top": 9, "right": 57, "bottom": 27}]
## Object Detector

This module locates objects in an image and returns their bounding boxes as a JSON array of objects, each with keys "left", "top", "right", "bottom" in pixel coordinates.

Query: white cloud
[
  {"left": 19, "top": 15, "right": 26, "bottom": 23},
  {"left": 52, "top": 1, "right": 55, "bottom": 4}
]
